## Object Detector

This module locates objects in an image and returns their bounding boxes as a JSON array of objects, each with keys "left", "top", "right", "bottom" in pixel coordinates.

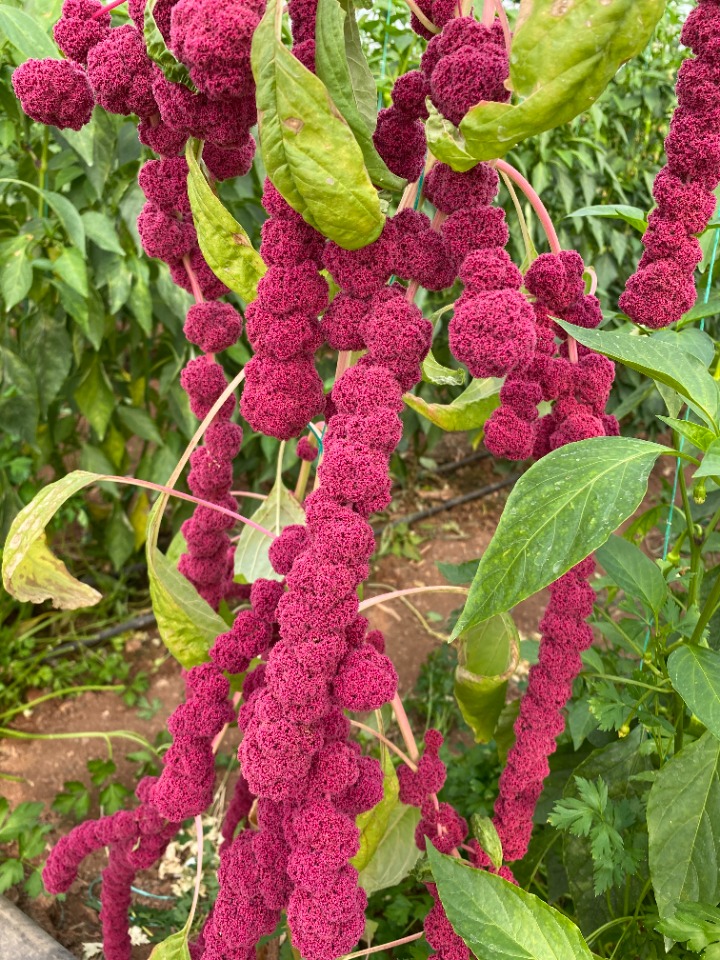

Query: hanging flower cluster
[
  {"left": 620, "top": 0, "right": 720, "bottom": 328},
  {"left": 43, "top": 776, "right": 179, "bottom": 960}
]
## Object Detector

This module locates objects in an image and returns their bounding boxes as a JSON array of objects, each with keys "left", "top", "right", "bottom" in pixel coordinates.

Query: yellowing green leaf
[
  {"left": 149, "top": 929, "right": 191, "bottom": 960},
  {"left": 234, "top": 479, "right": 304, "bottom": 583},
  {"left": 252, "top": 0, "right": 385, "bottom": 249},
  {"left": 357, "top": 803, "right": 422, "bottom": 895},
  {"left": 2, "top": 471, "right": 102, "bottom": 610},
  {"left": 404, "top": 377, "right": 501, "bottom": 432},
  {"left": 146, "top": 498, "right": 228, "bottom": 668},
  {"left": 352, "top": 749, "right": 399, "bottom": 872},
  {"left": 186, "top": 140, "right": 266, "bottom": 302}
]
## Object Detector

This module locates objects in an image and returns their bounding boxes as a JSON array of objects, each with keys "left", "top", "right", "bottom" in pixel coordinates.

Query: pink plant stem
[
  {"left": 93, "top": 0, "right": 127, "bottom": 16},
  {"left": 391, "top": 693, "right": 420, "bottom": 763},
  {"left": 230, "top": 491, "right": 268, "bottom": 501},
  {"left": 358, "top": 585, "right": 468, "bottom": 612},
  {"left": 494, "top": 0, "right": 512, "bottom": 53},
  {"left": 349, "top": 719, "right": 419, "bottom": 772},
  {"left": 342, "top": 933, "right": 424, "bottom": 960},
  {"left": 212, "top": 692, "right": 242, "bottom": 755},
  {"left": 98, "top": 475, "right": 275, "bottom": 536},
  {"left": 187, "top": 816, "right": 204, "bottom": 932},
  {"left": 493, "top": 158, "right": 579, "bottom": 362},
  {"left": 182, "top": 253, "right": 206, "bottom": 304},
  {"left": 482, "top": 0, "right": 494, "bottom": 27},
  {"left": 404, "top": 0, "right": 439, "bottom": 34}
]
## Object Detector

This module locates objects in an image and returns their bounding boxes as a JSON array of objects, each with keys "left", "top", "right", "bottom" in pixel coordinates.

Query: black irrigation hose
[
  {"left": 39, "top": 612, "right": 157, "bottom": 663},
  {"left": 39, "top": 464, "right": 518, "bottom": 659},
  {"left": 421, "top": 450, "right": 492, "bottom": 476},
  {"left": 372, "top": 474, "right": 520, "bottom": 536}
]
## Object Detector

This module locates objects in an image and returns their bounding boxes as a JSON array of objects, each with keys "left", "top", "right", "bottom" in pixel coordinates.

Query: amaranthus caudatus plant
[{"left": 8, "top": 0, "right": 720, "bottom": 958}]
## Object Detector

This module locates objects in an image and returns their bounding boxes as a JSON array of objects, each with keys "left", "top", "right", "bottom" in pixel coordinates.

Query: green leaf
[
  {"left": 669, "top": 646, "right": 720, "bottom": 741},
  {"left": 421, "top": 351, "right": 466, "bottom": 387},
  {"left": 0, "top": 801, "right": 44, "bottom": 842},
  {"left": 357, "top": 803, "right": 422, "bottom": 896},
  {"left": 2, "top": 470, "right": 103, "bottom": 610},
  {"left": 657, "top": 416, "right": 716, "bottom": 454},
  {"left": 437, "top": 559, "right": 479, "bottom": 585},
  {"left": 680, "top": 297, "right": 720, "bottom": 328},
  {"left": 565, "top": 204, "right": 647, "bottom": 233},
  {"left": 315, "top": 0, "right": 404, "bottom": 192},
  {"left": 0, "top": 5, "right": 58, "bottom": 59},
  {"left": 0, "top": 180, "right": 85, "bottom": 253},
  {"left": 427, "top": 845, "right": 594, "bottom": 960},
  {"left": 106, "top": 505, "right": 135, "bottom": 571},
  {"left": 22, "top": 316, "right": 72, "bottom": 417},
  {"left": 696, "top": 438, "right": 720, "bottom": 480},
  {"left": 595, "top": 535, "right": 667, "bottom": 617},
  {"left": 454, "top": 614, "right": 519, "bottom": 743},
  {"left": 116, "top": 406, "right": 164, "bottom": 445},
  {"left": 234, "top": 479, "right": 305, "bottom": 583},
  {"left": 0, "top": 859, "right": 24, "bottom": 894},
  {"left": 75, "top": 360, "right": 115, "bottom": 440},
  {"left": 351, "top": 748, "right": 399, "bottom": 872},
  {"left": 426, "top": 101, "right": 479, "bottom": 172},
  {"left": 82, "top": 210, "right": 124, "bottom": 255},
  {"left": 143, "top": 0, "right": 196, "bottom": 90},
  {"left": 404, "top": 377, "right": 501, "bottom": 432},
  {"left": 458, "top": 0, "right": 666, "bottom": 163},
  {"left": 53, "top": 247, "right": 88, "bottom": 298},
  {"left": 657, "top": 902, "right": 720, "bottom": 953},
  {"left": 0, "top": 235, "right": 33, "bottom": 310},
  {"left": 555, "top": 319, "right": 720, "bottom": 430},
  {"left": 186, "top": 140, "right": 266, "bottom": 302},
  {"left": 149, "top": 930, "right": 191, "bottom": 960},
  {"left": 252, "top": 0, "right": 385, "bottom": 250},
  {"left": 452, "top": 437, "right": 667, "bottom": 638},
  {"left": 648, "top": 731, "right": 720, "bottom": 920},
  {"left": 147, "top": 498, "right": 228, "bottom": 668}
]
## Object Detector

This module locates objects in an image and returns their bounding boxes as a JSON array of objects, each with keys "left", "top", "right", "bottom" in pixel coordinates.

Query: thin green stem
[
  {"left": 584, "top": 674, "right": 669, "bottom": 693},
  {"left": 689, "top": 565, "right": 720, "bottom": 646},
  {"left": 0, "top": 727, "right": 159, "bottom": 755},
  {"left": 678, "top": 466, "right": 701, "bottom": 608}
]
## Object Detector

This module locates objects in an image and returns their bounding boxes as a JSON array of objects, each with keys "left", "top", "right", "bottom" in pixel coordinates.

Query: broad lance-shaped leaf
[
  {"left": 451, "top": 436, "right": 667, "bottom": 638},
  {"left": 0, "top": 5, "right": 58, "bottom": 60},
  {"left": 421, "top": 350, "right": 466, "bottom": 387},
  {"left": 149, "top": 929, "right": 191, "bottom": 960},
  {"left": 648, "top": 731, "right": 720, "bottom": 920},
  {"left": 555, "top": 319, "right": 720, "bottom": 430},
  {"left": 315, "top": 0, "right": 404, "bottom": 192},
  {"left": 357, "top": 803, "right": 421, "bottom": 895},
  {"left": 669, "top": 646, "right": 720, "bottom": 741},
  {"left": 453, "top": 0, "right": 665, "bottom": 165},
  {"left": 186, "top": 140, "right": 266, "bottom": 302},
  {"left": 2, "top": 471, "right": 102, "bottom": 610},
  {"left": 252, "top": 0, "right": 384, "bottom": 250},
  {"left": 146, "top": 498, "right": 228, "bottom": 668},
  {"left": 235, "top": 478, "right": 305, "bottom": 583},
  {"left": 595, "top": 535, "right": 668, "bottom": 618},
  {"left": 404, "top": 377, "right": 501, "bottom": 432},
  {"left": 351, "top": 748, "right": 398, "bottom": 872},
  {"left": 427, "top": 845, "right": 594, "bottom": 960},
  {"left": 454, "top": 614, "right": 519, "bottom": 743},
  {"left": 143, "top": 0, "right": 196, "bottom": 90}
]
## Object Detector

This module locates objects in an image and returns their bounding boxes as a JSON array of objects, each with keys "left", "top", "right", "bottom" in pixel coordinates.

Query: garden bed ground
[{"left": 0, "top": 445, "right": 675, "bottom": 958}]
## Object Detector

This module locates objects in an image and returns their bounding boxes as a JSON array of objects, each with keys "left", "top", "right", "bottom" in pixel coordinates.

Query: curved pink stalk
[
  {"left": 358, "top": 584, "right": 467, "bottom": 612},
  {"left": 93, "top": 0, "right": 126, "bottom": 16},
  {"left": 494, "top": 0, "right": 512, "bottom": 53},
  {"left": 182, "top": 253, "right": 205, "bottom": 304},
  {"left": 230, "top": 491, "right": 268, "bottom": 501},
  {"left": 391, "top": 693, "right": 420, "bottom": 763},
  {"left": 404, "top": 0, "right": 439, "bottom": 34},
  {"left": 186, "top": 815, "right": 204, "bottom": 933},
  {"left": 342, "top": 933, "right": 424, "bottom": 960},
  {"left": 99, "top": 475, "right": 275, "bottom": 537},
  {"left": 493, "top": 158, "right": 579, "bottom": 361},
  {"left": 349, "top": 719, "right": 419, "bottom": 772},
  {"left": 494, "top": 159, "right": 561, "bottom": 254},
  {"left": 482, "top": 0, "right": 494, "bottom": 27}
]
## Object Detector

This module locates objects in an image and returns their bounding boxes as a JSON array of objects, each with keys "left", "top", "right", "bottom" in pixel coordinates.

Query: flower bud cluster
[
  {"left": 480, "top": 251, "right": 616, "bottom": 462},
  {"left": 373, "top": 15, "right": 508, "bottom": 184},
  {"left": 490, "top": 559, "right": 596, "bottom": 861},
  {"left": 43, "top": 776, "right": 178, "bottom": 960},
  {"left": 620, "top": 0, "right": 720, "bottom": 328},
  {"left": 241, "top": 180, "right": 328, "bottom": 440}
]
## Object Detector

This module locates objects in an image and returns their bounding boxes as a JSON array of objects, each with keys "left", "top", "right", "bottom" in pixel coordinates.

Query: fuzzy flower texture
[{"left": 620, "top": 0, "right": 720, "bottom": 327}]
